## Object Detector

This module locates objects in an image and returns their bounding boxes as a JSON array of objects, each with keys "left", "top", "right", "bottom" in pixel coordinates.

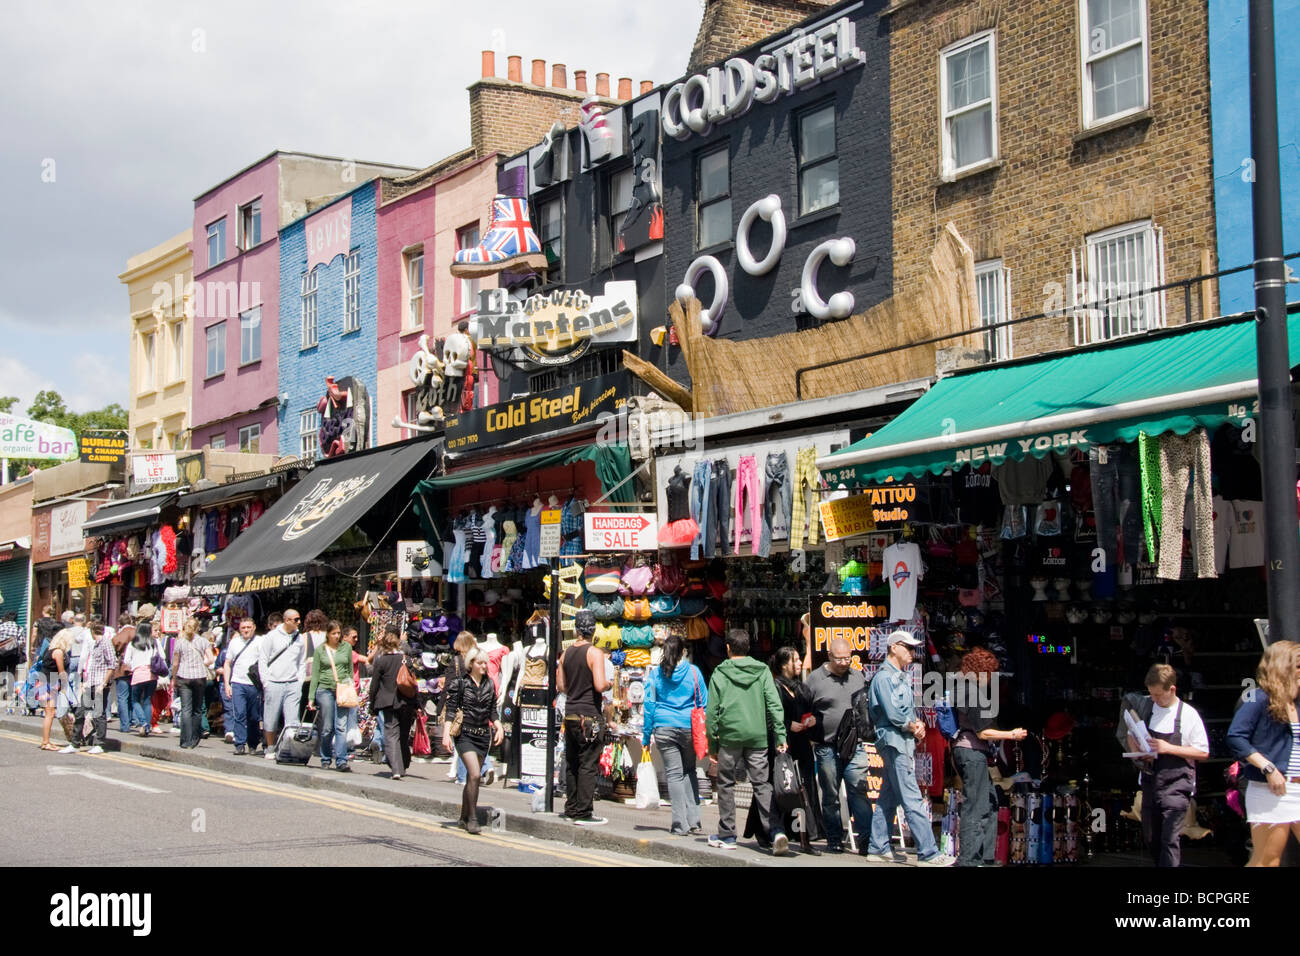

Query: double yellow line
[{"left": 3, "top": 730, "right": 631, "bottom": 867}]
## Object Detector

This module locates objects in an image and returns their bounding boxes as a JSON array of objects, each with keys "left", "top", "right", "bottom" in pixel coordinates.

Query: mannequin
[
  {"left": 480, "top": 632, "right": 509, "bottom": 695},
  {"left": 480, "top": 505, "right": 498, "bottom": 578},
  {"left": 524, "top": 501, "right": 543, "bottom": 569},
  {"left": 516, "top": 636, "right": 549, "bottom": 695},
  {"left": 530, "top": 497, "right": 544, "bottom": 515},
  {"left": 497, "top": 639, "right": 524, "bottom": 712},
  {"left": 547, "top": 494, "right": 560, "bottom": 509}
]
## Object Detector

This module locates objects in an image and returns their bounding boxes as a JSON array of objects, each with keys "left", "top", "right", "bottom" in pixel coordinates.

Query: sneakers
[
  {"left": 449, "top": 195, "right": 548, "bottom": 278},
  {"left": 708, "top": 834, "right": 737, "bottom": 849},
  {"left": 265, "top": 750, "right": 277, "bottom": 760},
  {"left": 864, "top": 852, "right": 904, "bottom": 864},
  {"left": 687, "top": 826, "right": 704, "bottom": 836},
  {"left": 573, "top": 816, "right": 609, "bottom": 827},
  {"left": 58, "top": 744, "right": 77, "bottom": 754},
  {"left": 233, "top": 745, "right": 247, "bottom": 756},
  {"left": 336, "top": 763, "right": 352, "bottom": 773},
  {"left": 224, "top": 733, "right": 235, "bottom": 743},
  {"left": 916, "top": 853, "right": 957, "bottom": 867},
  {"left": 771, "top": 833, "right": 790, "bottom": 857},
  {"left": 85, "top": 745, "right": 104, "bottom": 755},
  {"left": 391, "top": 774, "right": 402, "bottom": 781},
  {"left": 170, "top": 727, "right": 181, "bottom": 736},
  {"left": 480, "top": 768, "right": 495, "bottom": 786}
]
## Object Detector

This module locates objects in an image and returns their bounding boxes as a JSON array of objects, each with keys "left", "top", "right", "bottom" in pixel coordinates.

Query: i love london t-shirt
[
  {"left": 883, "top": 542, "right": 923, "bottom": 622},
  {"left": 1228, "top": 500, "right": 1265, "bottom": 568}
]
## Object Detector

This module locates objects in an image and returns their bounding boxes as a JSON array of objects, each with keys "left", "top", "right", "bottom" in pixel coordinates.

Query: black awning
[
  {"left": 81, "top": 489, "right": 183, "bottom": 538},
  {"left": 190, "top": 438, "right": 440, "bottom": 596},
  {"left": 177, "top": 472, "right": 285, "bottom": 509}
]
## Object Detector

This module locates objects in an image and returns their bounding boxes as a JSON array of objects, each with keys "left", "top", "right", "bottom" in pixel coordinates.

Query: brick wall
[
  {"left": 469, "top": 79, "right": 619, "bottom": 158},
  {"left": 889, "top": 0, "right": 1218, "bottom": 360},
  {"left": 688, "top": 0, "right": 840, "bottom": 71}
]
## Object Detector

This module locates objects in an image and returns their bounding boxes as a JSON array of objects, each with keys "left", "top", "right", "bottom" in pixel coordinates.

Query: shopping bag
[
  {"left": 772, "top": 750, "right": 803, "bottom": 812},
  {"left": 635, "top": 750, "right": 660, "bottom": 809},
  {"left": 412, "top": 711, "right": 431, "bottom": 756}
]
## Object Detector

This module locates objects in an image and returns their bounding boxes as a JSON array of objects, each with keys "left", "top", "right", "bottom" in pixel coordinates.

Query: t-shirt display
[
  {"left": 882, "top": 541, "right": 923, "bottom": 621},
  {"left": 1227, "top": 499, "right": 1265, "bottom": 568}
]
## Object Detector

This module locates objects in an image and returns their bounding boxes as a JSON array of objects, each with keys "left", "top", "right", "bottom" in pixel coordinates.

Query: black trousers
[
  {"left": 563, "top": 715, "right": 603, "bottom": 820},
  {"left": 380, "top": 705, "right": 415, "bottom": 776},
  {"left": 1142, "top": 782, "right": 1190, "bottom": 867}
]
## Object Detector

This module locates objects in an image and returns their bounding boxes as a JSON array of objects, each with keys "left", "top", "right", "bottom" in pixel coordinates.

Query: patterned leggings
[
  {"left": 1157, "top": 429, "right": 1215, "bottom": 579},
  {"left": 789, "top": 446, "right": 822, "bottom": 550}
]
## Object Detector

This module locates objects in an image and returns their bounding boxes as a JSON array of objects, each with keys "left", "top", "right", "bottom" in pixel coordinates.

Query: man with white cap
[{"left": 866, "top": 630, "right": 955, "bottom": 866}]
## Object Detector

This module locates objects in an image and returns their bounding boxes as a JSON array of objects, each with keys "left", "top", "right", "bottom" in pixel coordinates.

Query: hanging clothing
[
  {"left": 882, "top": 541, "right": 923, "bottom": 621},
  {"left": 659, "top": 467, "right": 698, "bottom": 547},
  {"left": 1228, "top": 499, "right": 1266, "bottom": 568},
  {"left": 560, "top": 498, "right": 585, "bottom": 557},
  {"left": 446, "top": 527, "right": 468, "bottom": 584},
  {"left": 499, "top": 520, "right": 519, "bottom": 572},
  {"left": 758, "top": 451, "right": 791, "bottom": 558},
  {"left": 1138, "top": 431, "right": 1163, "bottom": 564},
  {"left": 1157, "top": 429, "right": 1215, "bottom": 579},
  {"left": 689, "top": 459, "right": 712, "bottom": 560},
  {"left": 524, "top": 508, "right": 542, "bottom": 569},
  {"left": 994, "top": 456, "right": 1054, "bottom": 507},
  {"left": 480, "top": 509, "right": 497, "bottom": 578},
  {"left": 734, "top": 454, "right": 761, "bottom": 556},
  {"left": 789, "top": 446, "right": 822, "bottom": 550}
]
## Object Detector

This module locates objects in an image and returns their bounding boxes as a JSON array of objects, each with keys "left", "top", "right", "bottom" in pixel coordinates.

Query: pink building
[
  {"left": 376, "top": 152, "right": 503, "bottom": 439},
  {"left": 190, "top": 151, "right": 414, "bottom": 453}
]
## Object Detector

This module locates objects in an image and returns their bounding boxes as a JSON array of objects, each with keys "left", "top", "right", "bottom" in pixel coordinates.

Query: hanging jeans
[
  {"left": 758, "top": 452, "right": 792, "bottom": 558},
  {"left": 734, "top": 454, "right": 762, "bottom": 556},
  {"left": 710, "top": 459, "right": 731, "bottom": 556},
  {"left": 1157, "top": 429, "right": 1215, "bottom": 579},
  {"left": 1089, "top": 444, "right": 1142, "bottom": 569},
  {"left": 689, "top": 459, "right": 713, "bottom": 560},
  {"left": 789, "top": 446, "right": 822, "bottom": 550}
]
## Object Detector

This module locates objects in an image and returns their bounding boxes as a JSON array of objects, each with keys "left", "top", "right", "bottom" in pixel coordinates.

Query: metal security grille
[{"left": 1072, "top": 221, "right": 1165, "bottom": 345}]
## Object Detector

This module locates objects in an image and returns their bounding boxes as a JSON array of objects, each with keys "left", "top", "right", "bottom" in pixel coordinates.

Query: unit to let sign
[
  {"left": 538, "top": 509, "right": 563, "bottom": 558},
  {"left": 584, "top": 513, "right": 657, "bottom": 551},
  {"left": 135, "top": 454, "right": 178, "bottom": 486}
]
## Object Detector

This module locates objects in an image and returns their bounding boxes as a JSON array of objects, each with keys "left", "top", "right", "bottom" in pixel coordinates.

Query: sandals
[{"left": 39, "top": 743, "right": 60, "bottom": 751}]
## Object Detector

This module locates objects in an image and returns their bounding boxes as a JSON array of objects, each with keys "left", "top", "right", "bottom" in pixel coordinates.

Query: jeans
[
  {"left": 758, "top": 450, "right": 792, "bottom": 558},
  {"left": 177, "top": 677, "right": 207, "bottom": 748},
  {"left": 130, "top": 680, "right": 157, "bottom": 731},
  {"left": 80, "top": 683, "right": 111, "bottom": 746},
  {"left": 734, "top": 454, "right": 761, "bottom": 555},
  {"left": 954, "top": 746, "right": 996, "bottom": 867},
  {"left": 1090, "top": 443, "right": 1141, "bottom": 568},
  {"left": 716, "top": 745, "right": 780, "bottom": 841},
  {"left": 314, "top": 688, "right": 351, "bottom": 767},
  {"left": 869, "top": 743, "right": 940, "bottom": 860},
  {"left": 710, "top": 459, "right": 731, "bottom": 556},
  {"left": 562, "top": 715, "right": 603, "bottom": 820},
  {"left": 814, "top": 743, "right": 873, "bottom": 848},
  {"left": 689, "top": 459, "right": 712, "bottom": 560},
  {"left": 656, "top": 727, "right": 701, "bottom": 834},
  {"left": 115, "top": 677, "right": 134, "bottom": 732},
  {"left": 231, "top": 682, "right": 262, "bottom": 748}
]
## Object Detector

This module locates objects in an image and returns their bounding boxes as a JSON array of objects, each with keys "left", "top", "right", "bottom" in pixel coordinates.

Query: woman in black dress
[{"left": 440, "top": 647, "right": 502, "bottom": 833}]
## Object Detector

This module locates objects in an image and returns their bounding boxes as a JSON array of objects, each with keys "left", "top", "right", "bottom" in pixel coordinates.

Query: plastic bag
[
  {"left": 635, "top": 751, "right": 659, "bottom": 809},
  {"left": 412, "top": 711, "right": 431, "bottom": 756}
]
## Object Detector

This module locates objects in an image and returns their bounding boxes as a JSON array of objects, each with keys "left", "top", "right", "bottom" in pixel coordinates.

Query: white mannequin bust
[
  {"left": 530, "top": 497, "right": 544, "bottom": 515},
  {"left": 547, "top": 494, "right": 560, "bottom": 508}
]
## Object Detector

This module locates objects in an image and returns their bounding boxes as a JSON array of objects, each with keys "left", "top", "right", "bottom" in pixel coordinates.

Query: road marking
[
  {"left": 47, "top": 764, "right": 169, "bottom": 793},
  {"left": 0, "top": 734, "right": 634, "bottom": 867}
]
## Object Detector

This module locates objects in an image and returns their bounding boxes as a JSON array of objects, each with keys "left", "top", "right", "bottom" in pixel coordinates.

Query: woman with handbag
[
  {"left": 122, "top": 622, "right": 161, "bottom": 738},
  {"left": 171, "top": 619, "right": 214, "bottom": 750},
  {"left": 307, "top": 621, "right": 357, "bottom": 772},
  {"left": 370, "top": 624, "right": 417, "bottom": 780},
  {"left": 442, "top": 631, "right": 496, "bottom": 785},
  {"left": 441, "top": 647, "right": 502, "bottom": 833},
  {"left": 642, "top": 634, "right": 707, "bottom": 836}
]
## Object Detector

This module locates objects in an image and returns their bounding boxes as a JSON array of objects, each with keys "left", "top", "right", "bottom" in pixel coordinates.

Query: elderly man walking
[{"left": 807, "top": 637, "right": 873, "bottom": 854}]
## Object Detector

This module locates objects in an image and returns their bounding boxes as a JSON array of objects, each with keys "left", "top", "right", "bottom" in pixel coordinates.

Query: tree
[
  {"left": 1, "top": 391, "right": 128, "bottom": 482},
  {"left": 0, "top": 396, "right": 18, "bottom": 414}
]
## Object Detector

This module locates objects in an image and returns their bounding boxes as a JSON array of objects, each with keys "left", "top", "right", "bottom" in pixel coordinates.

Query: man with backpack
[
  {"left": 259, "top": 610, "right": 306, "bottom": 759},
  {"left": 867, "top": 631, "right": 956, "bottom": 866},
  {"left": 807, "top": 637, "right": 873, "bottom": 854}
]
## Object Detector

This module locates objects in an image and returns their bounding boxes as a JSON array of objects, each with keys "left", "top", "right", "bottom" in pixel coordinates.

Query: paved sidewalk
[{"left": 0, "top": 715, "right": 882, "bottom": 868}]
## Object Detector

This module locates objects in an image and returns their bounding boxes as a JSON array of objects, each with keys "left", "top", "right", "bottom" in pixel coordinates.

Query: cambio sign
[{"left": 661, "top": 16, "right": 865, "bottom": 140}]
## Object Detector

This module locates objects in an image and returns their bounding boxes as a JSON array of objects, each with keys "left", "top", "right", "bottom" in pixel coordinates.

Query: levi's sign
[
  {"left": 662, "top": 14, "right": 864, "bottom": 141},
  {"left": 585, "top": 513, "right": 657, "bottom": 552}
]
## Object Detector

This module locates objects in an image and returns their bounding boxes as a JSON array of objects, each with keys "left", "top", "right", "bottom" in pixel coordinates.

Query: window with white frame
[
  {"left": 608, "top": 168, "right": 635, "bottom": 254},
  {"left": 404, "top": 249, "right": 424, "bottom": 329},
  {"left": 206, "top": 218, "right": 226, "bottom": 268},
  {"left": 797, "top": 104, "right": 839, "bottom": 215},
  {"left": 205, "top": 322, "right": 226, "bottom": 377},
  {"left": 974, "top": 260, "right": 1013, "bottom": 361},
  {"left": 343, "top": 251, "right": 361, "bottom": 332},
  {"left": 1073, "top": 219, "right": 1165, "bottom": 345},
  {"left": 170, "top": 321, "right": 184, "bottom": 381},
  {"left": 301, "top": 268, "right": 318, "bottom": 348},
  {"left": 237, "top": 199, "right": 261, "bottom": 251},
  {"left": 238, "top": 423, "right": 261, "bottom": 454},
  {"left": 941, "top": 32, "right": 997, "bottom": 177},
  {"left": 209, "top": 434, "right": 226, "bottom": 450},
  {"left": 696, "top": 147, "right": 730, "bottom": 249},
  {"left": 239, "top": 306, "right": 261, "bottom": 364},
  {"left": 455, "top": 227, "right": 479, "bottom": 315},
  {"left": 141, "top": 330, "right": 156, "bottom": 390},
  {"left": 299, "top": 409, "right": 320, "bottom": 459},
  {"left": 402, "top": 389, "right": 419, "bottom": 440},
  {"left": 1080, "top": 0, "right": 1148, "bottom": 128}
]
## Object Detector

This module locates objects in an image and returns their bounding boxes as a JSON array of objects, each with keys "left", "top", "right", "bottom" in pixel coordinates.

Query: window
[
  {"left": 696, "top": 148, "right": 731, "bottom": 249},
  {"left": 343, "top": 251, "right": 361, "bottom": 332},
  {"left": 974, "top": 260, "right": 1013, "bottom": 361},
  {"left": 205, "top": 322, "right": 226, "bottom": 377},
  {"left": 299, "top": 409, "right": 320, "bottom": 459},
  {"left": 167, "top": 432, "right": 183, "bottom": 451},
  {"left": 239, "top": 306, "right": 262, "bottom": 364},
  {"left": 528, "top": 348, "right": 623, "bottom": 394},
  {"left": 209, "top": 434, "right": 226, "bottom": 450},
  {"left": 537, "top": 199, "right": 563, "bottom": 282},
  {"left": 608, "top": 167, "right": 635, "bottom": 254},
  {"left": 206, "top": 218, "right": 226, "bottom": 269},
  {"left": 1073, "top": 220, "right": 1165, "bottom": 344},
  {"left": 301, "top": 268, "right": 318, "bottom": 348},
  {"left": 169, "top": 321, "right": 184, "bottom": 381},
  {"left": 402, "top": 389, "right": 419, "bottom": 440},
  {"left": 404, "top": 250, "right": 424, "bottom": 330},
  {"left": 237, "top": 199, "right": 261, "bottom": 251},
  {"left": 797, "top": 105, "right": 839, "bottom": 216},
  {"left": 455, "top": 226, "right": 480, "bottom": 315},
  {"left": 238, "top": 424, "right": 261, "bottom": 454},
  {"left": 1080, "top": 0, "right": 1148, "bottom": 127},
  {"left": 141, "top": 331, "right": 156, "bottom": 390},
  {"left": 941, "top": 33, "right": 997, "bottom": 177}
]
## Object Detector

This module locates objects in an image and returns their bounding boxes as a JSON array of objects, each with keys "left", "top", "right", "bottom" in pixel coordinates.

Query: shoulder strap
[
  {"left": 693, "top": 668, "right": 702, "bottom": 708},
  {"left": 1174, "top": 699, "right": 1183, "bottom": 734},
  {"left": 266, "top": 631, "right": 300, "bottom": 668}
]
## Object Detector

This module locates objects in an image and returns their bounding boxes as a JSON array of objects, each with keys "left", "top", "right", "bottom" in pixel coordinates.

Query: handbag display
[
  {"left": 585, "top": 560, "right": 623, "bottom": 594},
  {"left": 686, "top": 617, "right": 710, "bottom": 641},
  {"left": 648, "top": 595, "right": 680, "bottom": 619},
  {"left": 623, "top": 647, "right": 651, "bottom": 668},
  {"left": 328, "top": 651, "right": 360, "bottom": 709},
  {"left": 690, "top": 670, "right": 708, "bottom": 759},
  {"left": 621, "top": 624, "right": 654, "bottom": 649},
  {"left": 652, "top": 563, "right": 685, "bottom": 595},
  {"left": 618, "top": 563, "right": 655, "bottom": 597},
  {"left": 594, "top": 622, "right": 622, "bottom": 650},
  {"left": 623, "top": 597, "right": 652, "bottom": 621}
]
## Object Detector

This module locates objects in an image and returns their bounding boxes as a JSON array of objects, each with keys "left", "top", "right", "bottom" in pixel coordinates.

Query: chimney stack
[
  {"left": 574, "top": 70, "right": 588, "bottom": 92},
  {"left": 640, "top": 80, "right": 653, "bottom": 95},
  {"left": 552, "top": 63, "right": 567, "bottom": 88},
  {"left": 596, "top": 72, "right": 610, "bottom": 97},
  {"left": 531, "top": 58, "right": 546, "bottom": 86},
  {"left": 481, "top": 50, "right": 495, "bottom": 79},
  {"left": 618, "top": 77, "right": 632, "bottom": 99},
  {"left": 507, "top": 55, "right": 522, "bottom": 82}
]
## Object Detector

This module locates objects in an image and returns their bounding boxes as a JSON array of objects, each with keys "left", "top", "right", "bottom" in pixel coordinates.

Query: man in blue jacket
[{"left": 867, "top": 631, "right": 955, "bottom": 866}]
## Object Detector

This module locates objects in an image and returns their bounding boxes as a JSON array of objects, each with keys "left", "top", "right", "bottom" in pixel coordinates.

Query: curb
[{"left": 0, "top": 717, "right": 762, "bottom": 868}]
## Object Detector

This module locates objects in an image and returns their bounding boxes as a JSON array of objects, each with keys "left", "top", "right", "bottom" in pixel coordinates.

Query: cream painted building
[{"left": 119, "top": 231, "right": 193, "bottom": 452}]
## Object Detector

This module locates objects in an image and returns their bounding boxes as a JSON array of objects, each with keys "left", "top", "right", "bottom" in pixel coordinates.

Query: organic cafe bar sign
[
  {"left": 445, "top": 373, "right": 628, "bottom": 452},
  {"left": 0, "top": 415, "right": 77, "bottom": 460},
  {"left": 662, "top": 14, "right": 864, "bottom": 140},
  {"left": 472, "top": 282, "right": 638, "bottom": 366}
]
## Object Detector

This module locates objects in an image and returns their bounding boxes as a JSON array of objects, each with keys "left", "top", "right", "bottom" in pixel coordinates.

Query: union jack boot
[
  {"left": 450, "top": 195, "right": 548, "bottom": 277},
  {"left": 580, "top": 95, "right": 613, "bottom": 163}
]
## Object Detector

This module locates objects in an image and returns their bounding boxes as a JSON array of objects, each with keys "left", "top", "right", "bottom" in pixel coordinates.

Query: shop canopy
[
  {"left": 820, "top": 314, "right": 1300, "bottom": 485},
  {"left": 177, "top": 471, "right": 286, "bottom": 510},
  {"left": 191, "top": 437, "right": 441, "bottom": 596},
  {"left": 81, "top": 489, "right": 183, "bottom": 538}
]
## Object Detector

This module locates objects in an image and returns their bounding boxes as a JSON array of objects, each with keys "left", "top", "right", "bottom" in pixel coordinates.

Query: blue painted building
[
  {"left": 277, "top": 181, "right": 381, "bottom": 457},
  {"left": 1209, "top": 0, "right": 1300, "bottom": 313}
]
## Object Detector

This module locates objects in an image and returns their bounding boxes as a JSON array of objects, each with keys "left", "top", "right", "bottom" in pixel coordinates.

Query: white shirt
[
  {"left": 1148, "top": 698, "right": 1209, "bottom": 756},
  {"left": 1228, "top": 499, "right": 1265, "bottom": 568},
  {"left": 262, "top": 626, "right": 308, "bottom": 684},
  {"left": 226, "top": 635, "right": 260, "bottom": 685},
  {"left": 883, "top": 541, "right": 924, "bottom": 622},
  {"left": 298, "top": 631, "right": 325, "bottom": 682}
]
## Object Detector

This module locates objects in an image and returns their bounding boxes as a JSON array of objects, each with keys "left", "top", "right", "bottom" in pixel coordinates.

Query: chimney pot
[
  {"left": 531, "top": 59, "right": 546, "bottom": 86},
  {"left": 574, "top": 70, "right": 588, "bottom": 92},
  {"left": 507, "top": 55, "right": 522, "bottom": 82},
  {"left": 596, "top": 72, "right": 610, "bottom": 97},
  {"left": 481, "top": 50, "right": 495, "bottom": 79},
  {"left": 640, "top": 80, "right": 653, "bottom": 95},
  {"left": 552, "top": 63, "right": 567, "bottom": 88},
  {"left": 618, "top": 77, "right": 633, "bottom": 99}
]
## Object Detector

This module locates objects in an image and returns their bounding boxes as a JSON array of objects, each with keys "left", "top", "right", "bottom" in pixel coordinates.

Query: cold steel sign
[{"left": 445, "top": 373, "right": 628, "bottom": 453}]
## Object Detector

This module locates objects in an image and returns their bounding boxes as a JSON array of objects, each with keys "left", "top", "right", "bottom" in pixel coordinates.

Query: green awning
[{"left": 820, "top": 315, "right": 1300, "bottom": 485}]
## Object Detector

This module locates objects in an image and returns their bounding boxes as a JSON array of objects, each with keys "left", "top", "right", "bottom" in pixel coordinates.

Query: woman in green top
[{"left": 308, "top": 621, "right": 355, "bottom": 772}]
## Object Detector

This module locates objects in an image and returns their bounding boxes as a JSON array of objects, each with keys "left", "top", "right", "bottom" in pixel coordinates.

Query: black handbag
[
  {"left": 773, "top": 750, "right": 803, "bottom": 812},
  {"left": 248, "top": 632, "right": 299, "bottom": 694}
]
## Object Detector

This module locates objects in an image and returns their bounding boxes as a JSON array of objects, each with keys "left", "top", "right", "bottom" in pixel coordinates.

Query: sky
[{"left": 0, "top": 0, "right": 705, "bottom": 416}]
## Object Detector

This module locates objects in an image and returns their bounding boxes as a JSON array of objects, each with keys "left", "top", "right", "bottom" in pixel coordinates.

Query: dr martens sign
[
  {"left": 445, "top": 372, "right": 629, "bottom": 453},
  {"left": 471, "top": 282, "right": 638, "bottom": 366},
  {"left": 662, "top": 14, "right": 865, "bottom": 141}
]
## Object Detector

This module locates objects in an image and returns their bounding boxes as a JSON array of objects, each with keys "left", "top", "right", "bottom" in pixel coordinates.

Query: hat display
[{"left": 136, "top": 603, "right": 157, "bottom": 621}]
